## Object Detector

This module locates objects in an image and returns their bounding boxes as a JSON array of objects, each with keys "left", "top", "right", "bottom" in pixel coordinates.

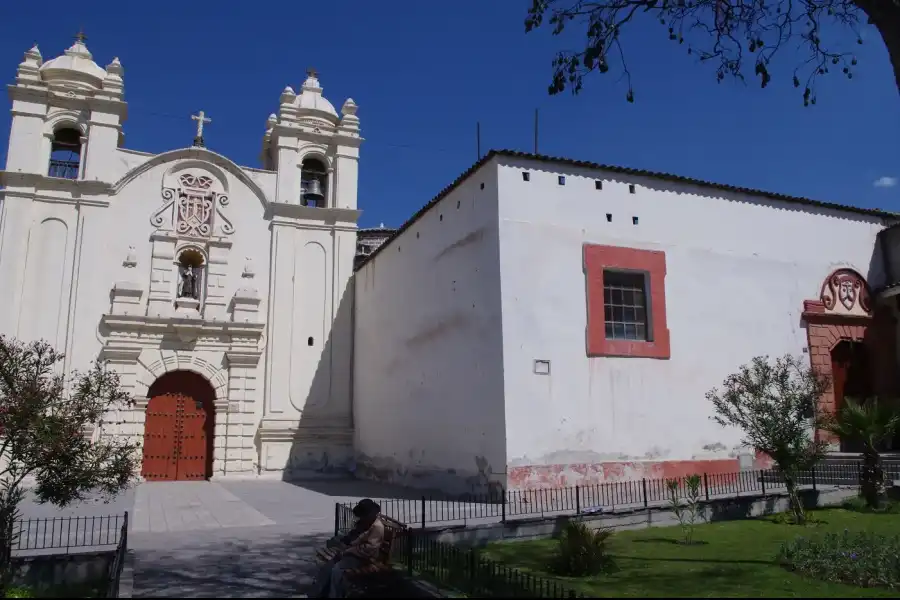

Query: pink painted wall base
[{"left": 507, "top": 456, "right": 773, "bottom": 490}]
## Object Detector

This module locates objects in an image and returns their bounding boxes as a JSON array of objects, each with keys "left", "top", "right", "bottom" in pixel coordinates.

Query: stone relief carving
[
  {"left": 242, "top": 256, "right": 255, "bottom": 279},
  {"left": 151, "top": 169, "right": 234, "bottom": 237},
  {"left": 123, "top": 245, "right": 137, "bottom": 268},
  {"left": 175, "top": 174, "right": 215, "bottom": 237},
  {"left": 820, "top": 268, "right": 871, "bottom": 315}
]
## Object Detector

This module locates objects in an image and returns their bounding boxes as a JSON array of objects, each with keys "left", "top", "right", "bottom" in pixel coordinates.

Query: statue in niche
[{"left": 177, "top": 264, "right": 200, "bottom": 299}]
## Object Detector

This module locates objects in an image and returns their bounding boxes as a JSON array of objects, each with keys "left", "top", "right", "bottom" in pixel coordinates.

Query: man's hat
[{"left": 352, "top": 498, "right": 381, "bottom": 517}]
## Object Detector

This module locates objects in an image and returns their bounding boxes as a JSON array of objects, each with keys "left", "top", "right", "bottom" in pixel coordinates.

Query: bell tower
[
  {"left": 0, "top": 35, "right": 126, "bottom": 344},
  {"left": 5, "top": 34, "right": 126, "bottom": 182},
  {"left": 257, "top": 68, "right": 363, "bottom": 477}
]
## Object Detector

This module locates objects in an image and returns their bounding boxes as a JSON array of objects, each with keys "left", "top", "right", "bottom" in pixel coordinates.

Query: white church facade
[
  {"left": 0, "top": 37, "right": 361, "bottom": 480},
  {"left": 3, "top": 37, "right": 900, "bottom": 494}
]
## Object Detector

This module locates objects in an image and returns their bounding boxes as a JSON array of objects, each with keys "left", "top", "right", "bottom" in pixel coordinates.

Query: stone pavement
[
  {"left": 129, "top": 480, "right": 398, "bottom": 597},
  {"left": 129, "top": 524, "right": 331, "bottom": 597},
  {"left": 20, "top": 478, "right": 440, "bottom": 597}
]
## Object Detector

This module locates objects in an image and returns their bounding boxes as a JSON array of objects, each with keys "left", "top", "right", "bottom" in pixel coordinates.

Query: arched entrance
[
  {"left": 142, "top": 370, "right": 215, "bottom": 481},
  {"left": 803, "top": 268, "right": 899, "bottom": 450},
  {"left": 830, "top": 340, "right": 873, "bottom": 453}
]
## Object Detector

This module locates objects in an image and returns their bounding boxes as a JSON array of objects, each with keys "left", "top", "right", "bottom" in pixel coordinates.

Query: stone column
[
  {"left": 147, "top": 233, "right": 176, "bottom": 317},
  {"left": 97, "top": 346, "right": 144, "bottom": 451},
  {"left": 224, "top": 350, "right": 263, "bottom": 475},
  {"left": 204, "top": 240, "right": 231, "bottom": 320}
]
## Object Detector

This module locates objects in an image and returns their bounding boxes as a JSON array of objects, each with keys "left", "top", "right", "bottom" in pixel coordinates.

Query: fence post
[
  {"left": 642, "top": 478, "right": 648, "bottom": 509},
  {"left": 501, "top": 488, "right": 507, "bottom": 524},
  {"left": 420, "top": 496, "right": 426, "bottom": 530},
  {"left": 761, "top": 470, "right": 766, "bottom": 497},
  {"left": 406, "top": 531, "right": 413, "bottom": 575},
  {"left": 811, "top": 466, "right": 817, "bottom": 492},
  {"left": 575, "top": 485, "right": 581, "bottom": 515},
  {"left": 468, "top": 549, "right": 477, "bottom": 594},
  {"left": 703, "top": 473, "right": 710, "bottom": 502},
  {"left": 333, "top": 503, "right": 340, "bottom": 537}
]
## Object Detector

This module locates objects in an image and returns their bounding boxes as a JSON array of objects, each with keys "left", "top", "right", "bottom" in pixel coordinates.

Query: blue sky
[{"left": 2, "top": 0, "right": 897, "bottom": 227}]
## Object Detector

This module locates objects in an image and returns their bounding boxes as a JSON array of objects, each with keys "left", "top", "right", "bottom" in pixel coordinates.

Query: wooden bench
[{"left": 315, "top": 515, "right": 408, "bottom": 585}]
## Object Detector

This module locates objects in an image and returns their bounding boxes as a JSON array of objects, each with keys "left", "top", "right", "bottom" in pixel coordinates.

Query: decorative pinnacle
[
  {"left": 307, "top": 67, "right": 317, "bottom": 78},
  {"left": 75, "top": 28, "right": 87, "bottom": 43}
]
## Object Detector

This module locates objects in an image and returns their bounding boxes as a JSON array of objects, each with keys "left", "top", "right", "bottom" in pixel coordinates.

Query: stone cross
[{"left": 192, "top": 111, "right": 211, "bottom": 139}]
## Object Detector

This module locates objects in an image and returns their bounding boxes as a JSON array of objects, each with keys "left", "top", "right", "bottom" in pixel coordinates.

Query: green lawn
[{"left": 479, "top": 508, "right": 900, "bottom": 597}]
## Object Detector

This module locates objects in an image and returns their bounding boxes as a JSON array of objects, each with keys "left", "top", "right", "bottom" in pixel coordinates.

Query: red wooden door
[
  {"left": 176, "top": 394, "right": 211, "bottom": 481},
  {"left": 142, "top": 393, "right": 180, "bottom": 481},
  {"left": 142, "top": 392, "right": 211, "bottom": 481}
]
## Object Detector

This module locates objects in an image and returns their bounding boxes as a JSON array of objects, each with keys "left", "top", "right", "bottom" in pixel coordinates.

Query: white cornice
[
  {"left": 266, "top": 203, "right": 360, "bottom": 225},
  {"left": 101, "top": 313, "right": 265, "bottom": 338},
  {"left": 272, "top": 123, "right": 363, "bottom": 149},
  {"left": 7, "top": 83, "right": 48, "bottom": 103},
  {"left": 0, "top": 172, "right": 113, "bottom": 204},
  {"left": 7, "top": 84, "right": 127, "bottom": 117},
  {"left": 100, "top": 346, "right": 143, "bottom": 363},
  {"left": 225, "top": 350, "right": 263, "bottom": 367},
  {"left": 149, "top": 230, "right": 234, "bottom": 249},
  {"left": 257, "top": 419, "right": 354, "bottom": 443}
]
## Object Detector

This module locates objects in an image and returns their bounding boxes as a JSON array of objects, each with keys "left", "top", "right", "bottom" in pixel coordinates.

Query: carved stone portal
[{"left": 803, "top": 268, "right": 876, "bottom": 449}]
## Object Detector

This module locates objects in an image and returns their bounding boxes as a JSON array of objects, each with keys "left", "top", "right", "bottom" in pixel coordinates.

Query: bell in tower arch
[
  {"left": 303, "top": 178, "right": 325, "bottom": 206},
  {"left": 300, "top": 157, "right": 327, "bottom": 208}
]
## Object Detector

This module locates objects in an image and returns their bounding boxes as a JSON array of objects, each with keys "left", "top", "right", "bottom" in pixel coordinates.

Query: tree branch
[{"left": 526, "top": 0, "right": 891, "bottom": 102}]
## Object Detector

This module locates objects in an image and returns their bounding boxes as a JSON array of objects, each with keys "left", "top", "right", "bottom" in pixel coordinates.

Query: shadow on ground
[
  {"left": 132, "top": 529, "right": 331, "bottom": 598},
  {"left": 284, "top": 478, "right": 464, "bottom": 502},
  {"left": 131, "top": 527, "right": 435, "bottom": 598}
]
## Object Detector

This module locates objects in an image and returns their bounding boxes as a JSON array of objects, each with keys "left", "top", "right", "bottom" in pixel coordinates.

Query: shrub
[
  {"left": 778, "top": 529, "right": 900, "bottom": 589},
  {"left": 841, "top": 495, "right": 900, "bottom": 515},
  {"left": 666, "top": 474, "right": 704, "bottom": 544},
  {"left": 4, "top": 587, "right": 33, "bottom": 598},
  {"left": 551, "top": 520, "right": 614, "bottom": 576}
]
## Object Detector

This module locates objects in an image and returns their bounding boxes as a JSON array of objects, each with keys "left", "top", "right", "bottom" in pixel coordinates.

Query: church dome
[
  {"left": 294, "top": 69, "right": 339, "bottom": 124},
  {"left": 40, "top": 36, "right": 107, "bottom": 89}
]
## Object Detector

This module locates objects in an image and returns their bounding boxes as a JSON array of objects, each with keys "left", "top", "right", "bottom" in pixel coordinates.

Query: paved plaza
[{"left": 18, "top": 478, "right": 436, "bottom": 598}]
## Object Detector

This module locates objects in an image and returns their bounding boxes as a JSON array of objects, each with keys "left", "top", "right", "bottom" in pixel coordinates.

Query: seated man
[
  {"left": 311, "top": 499, "right": 384, "bottom": 598},
  {"left": 326, "top": 499, "right": 377, "bottom": 550}
]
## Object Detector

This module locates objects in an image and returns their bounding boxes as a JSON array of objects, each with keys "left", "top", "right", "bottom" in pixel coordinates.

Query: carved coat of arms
[
  {"left": 821, "top": 269, "right": 871, "bottom": 314},
  {"left": 151, "top": 171, "right": 234, "bottom": 237},
  {"left": 175, "top": 175, "right": 214, "bottom": 237}
]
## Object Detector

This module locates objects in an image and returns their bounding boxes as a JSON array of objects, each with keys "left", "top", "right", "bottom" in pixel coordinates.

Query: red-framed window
[{"left": 584, "top": 244, "right": 671, "bottom": 359}]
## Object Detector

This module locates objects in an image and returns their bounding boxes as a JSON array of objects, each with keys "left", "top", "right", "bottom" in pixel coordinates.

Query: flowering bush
[{"left": 778, "top": 529, "right": 900, "bottom": 589}]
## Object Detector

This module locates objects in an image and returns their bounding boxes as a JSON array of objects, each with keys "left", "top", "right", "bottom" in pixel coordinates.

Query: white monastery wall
[
  {"left": 353, "top": 165, "right": 507, "bottom": 496},
  {"left": 494, "top": 156, "right": 888, "bottom": 489}
]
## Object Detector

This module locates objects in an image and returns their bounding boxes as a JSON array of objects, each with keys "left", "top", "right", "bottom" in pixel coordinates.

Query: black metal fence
[
  {"left": 103, "top": 513, "right": 129, "bottom": 598},
  {"left": 10, "top": 513, "right": 127, "bottom": 554},
  {"left": 332, "top": 459, "right": 900, "bottom": 598},
  {"left": 341, "top": 459, "right": 895, "bottom": 530},
  {"left": 334, "top": 504, "right": 585, "bottom": 597},
  {"left": 396, "top": 530, "right": 585, "bottom": 598}
]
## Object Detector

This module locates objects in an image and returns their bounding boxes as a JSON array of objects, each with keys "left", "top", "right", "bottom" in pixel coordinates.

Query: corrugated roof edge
[{"left": 354, "top": 149, "right": 898, "bottom": 271}]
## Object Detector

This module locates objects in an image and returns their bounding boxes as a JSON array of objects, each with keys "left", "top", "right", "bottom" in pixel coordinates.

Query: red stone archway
[{"left": 803, "top": 268, "right": 897, "bottom": 447}]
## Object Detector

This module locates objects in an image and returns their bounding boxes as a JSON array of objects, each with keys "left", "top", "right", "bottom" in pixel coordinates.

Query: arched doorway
[
  {"left": 142, "top": 370, "right": 215, "bottom": 481},
  {"left": 830, "top": 340, "right": 873, "bottom": 453}
]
